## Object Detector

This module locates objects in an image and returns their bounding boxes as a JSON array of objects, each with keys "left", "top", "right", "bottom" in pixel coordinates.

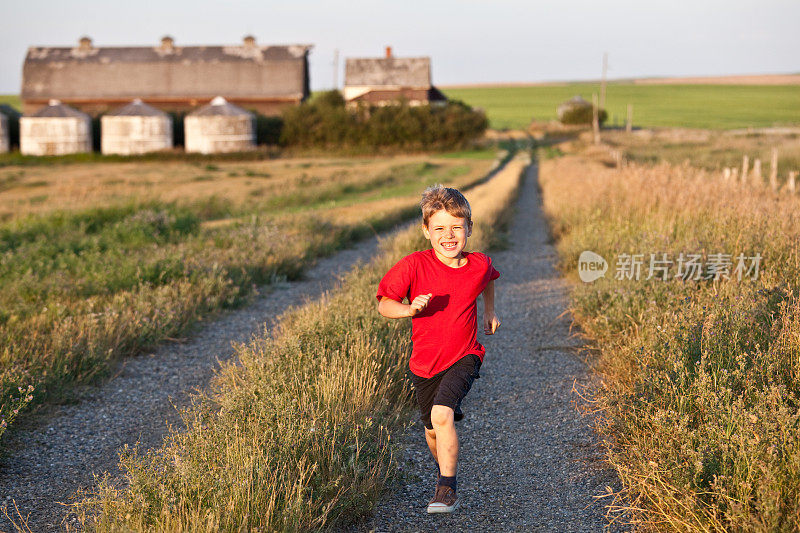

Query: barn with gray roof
[
  {"left": 22, "top": 36, "right": 312, "bottom": 116},
  {"left": 344, "top": 48, "right": 447, "bottom": 107}
]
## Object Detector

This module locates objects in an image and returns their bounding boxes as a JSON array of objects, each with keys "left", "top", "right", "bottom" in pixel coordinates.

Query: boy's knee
[{"left": 430, "top": 405, "right": 454, "bottom": 428}]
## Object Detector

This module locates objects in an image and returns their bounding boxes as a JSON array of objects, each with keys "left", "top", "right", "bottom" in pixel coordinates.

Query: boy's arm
[
  {"left": 378, "top": 294, "right": 432, "bottom": 319},
  {"left": 482, "top": 280, "right": 501, "bottom": 334}
]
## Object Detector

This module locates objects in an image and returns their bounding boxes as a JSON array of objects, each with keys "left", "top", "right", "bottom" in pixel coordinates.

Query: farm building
[
  {"left": 184, "top": 96, "right": 255, "bottom": 154},
  {"left": 20, "top": 99, "right": 92, "bottom": 156},
  {"left": 0, "top": 112, "right": 8, "bottom": 153},
  {"left": 21, "top": 36, "right": 312, "bottom": 116},
  {"left": 343, "top": 47, "right": 447, "bottom": 107},
  {"left": 101, "top": 99, "right": 173, "bottom": 155}
]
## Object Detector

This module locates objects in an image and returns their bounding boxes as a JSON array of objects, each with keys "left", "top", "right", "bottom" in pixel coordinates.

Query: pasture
[
  {"left": 0, "top": 153, "right": 495, "bottom": 442},
  {"left": 601, "top": 128, "right": 800, "bottom": 183},
  {"left": 443, "top": 83, "right": 800, "bottom": 130}
]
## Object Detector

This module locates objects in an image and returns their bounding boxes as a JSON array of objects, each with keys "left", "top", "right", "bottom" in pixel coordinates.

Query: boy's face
[{"left": 422, "top": 209, "right": 472, "bottom": 263}]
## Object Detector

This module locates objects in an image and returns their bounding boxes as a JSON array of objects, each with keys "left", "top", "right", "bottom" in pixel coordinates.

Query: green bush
[
  {"left": 280, "top": 91, "right": 487, "bottom": 149},
  {"left": 560, "top": 105, "right": 608, "bottom": 126}
]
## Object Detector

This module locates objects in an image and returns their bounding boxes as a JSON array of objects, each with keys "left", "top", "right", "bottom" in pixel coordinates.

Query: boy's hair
[{"left": 420, "top": 184, "right": 472, "bottom": 227}]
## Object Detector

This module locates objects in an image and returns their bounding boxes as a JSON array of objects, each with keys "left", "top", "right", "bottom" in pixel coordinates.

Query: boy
[{"left": 376, "top": 184, "right": 500, "bottom": 514}]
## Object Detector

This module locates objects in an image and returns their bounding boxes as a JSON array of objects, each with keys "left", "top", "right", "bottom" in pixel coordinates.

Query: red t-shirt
[{"left": 376, "top": 248, "right": 500, "bottom": 378}]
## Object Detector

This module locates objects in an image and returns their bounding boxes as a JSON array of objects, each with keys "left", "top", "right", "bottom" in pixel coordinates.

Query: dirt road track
[{"left": 366, "top": 164, "right": 624, "bottom": 532}]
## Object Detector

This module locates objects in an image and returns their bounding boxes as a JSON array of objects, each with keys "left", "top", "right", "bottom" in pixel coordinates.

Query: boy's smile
[{"left": 422, "top": 210, "right": 472, "bottom": 268}]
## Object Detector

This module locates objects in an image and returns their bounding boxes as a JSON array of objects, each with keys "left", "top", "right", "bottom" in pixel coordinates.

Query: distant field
[
  {"left": 8, "top": 84, "right": 799, "bottom": 130},
  {"left": 0, "top": 95, "right": 20, "bottom": 111},
  {"left": 443, "top": 84, "right": 800, "bottom": 130}
]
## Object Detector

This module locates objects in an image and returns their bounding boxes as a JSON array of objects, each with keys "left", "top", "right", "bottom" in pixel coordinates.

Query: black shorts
[{"left": 409, "top": 354, "right": 482, "bottom": 430}]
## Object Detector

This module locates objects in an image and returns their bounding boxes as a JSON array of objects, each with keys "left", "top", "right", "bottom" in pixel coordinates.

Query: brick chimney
[
  {"left": 385, "top": 46, "right": 392, "bottom": 58},
  {"left": 243, "top": 35, "right": 256, "bottom": 48},
  {"left": 78, "top": 36, "right": 92, "bottom": 51},
  {"left": 160, "top": 35, "right": 175, "bottom": 52}
]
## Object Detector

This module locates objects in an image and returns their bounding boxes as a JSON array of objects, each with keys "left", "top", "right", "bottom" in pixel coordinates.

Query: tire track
[{"left": 367, "top": 164, "right": 624, "bottom": 532}]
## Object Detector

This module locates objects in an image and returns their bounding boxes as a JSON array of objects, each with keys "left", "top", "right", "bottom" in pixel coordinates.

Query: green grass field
[
  {"left": 444, "top": 84, "right": 800, "bottom": 130},
  {"left": 9, "top": 86, "right": 798, "bottom": 130},
  {"left": 0, "top": 95, "right": 20, "bottom": 111}
]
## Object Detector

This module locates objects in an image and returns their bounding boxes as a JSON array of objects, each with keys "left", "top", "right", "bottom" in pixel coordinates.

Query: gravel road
[
  {"left": 366, "top": 165, "right": 624, "bottom": 532},
  {"left": 0, "top": 230, "right": 390, "bottom": 532}
]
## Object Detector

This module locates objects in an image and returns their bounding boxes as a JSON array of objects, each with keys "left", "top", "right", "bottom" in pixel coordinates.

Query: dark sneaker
[
  {"left": 454, "top": 404, "right": 464, "bottom": 422},
  {"left": 427, "top": 485, "right": 459, "bottom": 514}
]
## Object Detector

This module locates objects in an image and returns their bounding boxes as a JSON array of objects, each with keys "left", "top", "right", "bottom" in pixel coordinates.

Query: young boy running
[{"left": 376, "top": 184, "right": 500, "bottom": 513}]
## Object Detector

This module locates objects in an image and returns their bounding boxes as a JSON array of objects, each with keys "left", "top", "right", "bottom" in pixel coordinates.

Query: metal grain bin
[
  {"left": 20, "top": 99, "right": 92, "bottom": 155},
  {"left": 184, "top": 96, "right": 255, "bottom": 154},
  {"left": 101, "top": 99, "right": 173, "bottom": 155}
]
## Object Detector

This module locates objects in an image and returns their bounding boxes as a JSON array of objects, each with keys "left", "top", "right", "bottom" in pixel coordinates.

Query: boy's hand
[
  {"left": 484, "top": 311, "right": 501, "bottom": 335},
  {"left": 408, "top": 293, "right": 432, "bottom": 316}
]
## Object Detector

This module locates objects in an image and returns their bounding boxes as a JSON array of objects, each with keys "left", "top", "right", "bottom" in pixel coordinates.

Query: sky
[{"left": 2, "top": 0, "right": 799, "bottom": 94}]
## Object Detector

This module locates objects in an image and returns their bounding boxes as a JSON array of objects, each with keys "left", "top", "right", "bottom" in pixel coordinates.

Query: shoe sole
[{"left": 426, "top": 499, "right": 460, "bottom": 514}]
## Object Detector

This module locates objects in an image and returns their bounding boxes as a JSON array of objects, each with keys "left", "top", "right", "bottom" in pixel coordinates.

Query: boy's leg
[
  {"left": 430, "top": 405, "right": 458, "bottom": 476},
  {"left": 429, "top": 354, "right": 481, "bottom": 481},
  {"left": 424, "top": 426, "right": 438, "bottom": 464},
  {"left": 409, "top": 370, "right": 444, "bottom": 472},
  {"left": 426, "top": 356, "right": 480, "bottom": 513}
]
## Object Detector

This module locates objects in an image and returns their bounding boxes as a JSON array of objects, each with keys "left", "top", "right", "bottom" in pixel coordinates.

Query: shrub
[
  {"left": 559, "top": 105, "right": 608, "bottom": 126},
  {"left": 280, "top": 91, "right": 487, "bottom": 150}
]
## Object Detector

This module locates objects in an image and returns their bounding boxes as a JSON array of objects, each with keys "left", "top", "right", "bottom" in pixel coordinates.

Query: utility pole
[
  {"left": 599, "top": 52, "right": 608, "bottom": 111},
  {"left": 332, "top": 48, "right": 340, "bottom": 90}
]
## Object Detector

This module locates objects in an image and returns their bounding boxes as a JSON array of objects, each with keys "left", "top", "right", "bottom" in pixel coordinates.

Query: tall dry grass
[
  {"left": 72, "top": 153, "right": 528, "bottom": 532},
  {"left": 540, "top": 153, "right": 800, "bottom": 531},
  {"left": 0, "top": 156, "right": 494, "bottom": 445}
]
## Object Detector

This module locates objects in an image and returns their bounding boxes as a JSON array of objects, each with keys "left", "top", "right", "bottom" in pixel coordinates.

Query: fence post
[
  {"left": 789, "top": 171, "right": 798, "bottom": 194},
  {"left": 723, "top": 167, "right": 731, "bottom": 181},
  {"left": 742, "top": 155, "right": 749, "bottom": 184},
  {"left": 592, "top": 93, "right": 600, "bottom": 145},
  {"left": 626, "top": 103, "right": 633, "bottom": 133},
  {"left": 753, "top": 158, "right": 763, "bottom": 187},
  {"left": 770, "top": 148, "right": 779, "bottom": 191}
]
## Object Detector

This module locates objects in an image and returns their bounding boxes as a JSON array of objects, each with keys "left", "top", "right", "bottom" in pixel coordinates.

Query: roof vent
[
  {"left": 49, "top": 99, "right": 61, "bottom": 106},
  {"left": 79, "top": 36, "right": 92, "bottom": 51},
  {"left": 243, "top": 35, "right": 256, "bottom": 48},
  {"left": 211, "top": 96, "right": 227, "bottom": 106},
  {"left": 160, "top": 36, "right": 175, "bottom": 52},
  {"left": 385, "top": 46, "right": 392, "bottom": 58}
]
